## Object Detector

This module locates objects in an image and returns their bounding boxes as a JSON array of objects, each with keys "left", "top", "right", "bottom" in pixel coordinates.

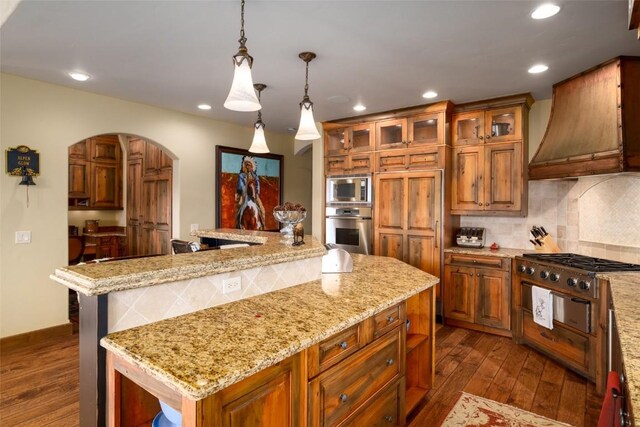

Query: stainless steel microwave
[{"left": 326, "top": 174, "right": 372, "bottom": 205}]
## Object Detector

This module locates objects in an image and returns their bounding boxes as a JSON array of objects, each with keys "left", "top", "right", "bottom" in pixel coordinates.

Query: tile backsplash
[
  {"left": 460, "top": 175, "right": 640, "bottom": 263},
  {"left": 108, "top": 256, "right": 323, "bottom": 332}
]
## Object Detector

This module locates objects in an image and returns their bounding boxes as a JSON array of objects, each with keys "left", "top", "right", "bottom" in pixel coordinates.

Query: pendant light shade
[
  {"left": 249, "top": 83, "right": 270, "bottom": 153},
  {"left": 296, "top": 101, "right": 320, "bottom": 140},
  {"left": 224, "top": 0, "right": 261, "bottom": 112},
  {"left": 295, "top": 52, "right": 321, "bottom": 141},
  {"left": 249, "top": 125, "right": 269, "bottom": 153}
]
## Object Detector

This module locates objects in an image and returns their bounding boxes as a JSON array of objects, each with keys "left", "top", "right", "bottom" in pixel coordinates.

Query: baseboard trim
[{"left": 0, "top": 322, "right": 74, "bottom": 352}]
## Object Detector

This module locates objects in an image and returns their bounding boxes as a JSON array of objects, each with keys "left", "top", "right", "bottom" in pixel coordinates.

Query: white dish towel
[{"left": 532, "top": 285, "right": 554, "bottom": 330}]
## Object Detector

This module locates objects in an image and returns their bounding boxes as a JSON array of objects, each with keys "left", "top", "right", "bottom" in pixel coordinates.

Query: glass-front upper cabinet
[
  {"left": 484, "top": 106, "right": 522, "bottom": 143},
  {"left": 408, "top": 113, "right": 442, "bottom": 147},
  {"left": 376, "top": 118, "right": 408, "bottom": 150},
  {"left": 325, "top": 127, "right": 349, "bottom": 156},
  {"left": 325, "top": 124, "right": 374, "bottom": 156},
  {"left": 453, "top": 111, "right": 485, "bottom": 146},
  {"left": 349, "top": 123, "right": 374, "bottom": 153}
]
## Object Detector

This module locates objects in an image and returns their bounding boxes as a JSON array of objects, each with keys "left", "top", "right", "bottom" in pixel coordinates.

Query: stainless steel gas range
[{"left": 513, "top": 253, "right": 640, "bottom": 393}]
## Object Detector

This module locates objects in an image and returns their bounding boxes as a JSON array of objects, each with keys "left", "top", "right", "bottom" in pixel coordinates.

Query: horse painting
[{"left": 238, "top": 180, "right": 264, "bottom": 230}]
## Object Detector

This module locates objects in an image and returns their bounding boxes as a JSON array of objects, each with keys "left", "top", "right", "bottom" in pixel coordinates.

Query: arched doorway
[{"left": 67, "top": 134, "right": 174, "bottom": 325}]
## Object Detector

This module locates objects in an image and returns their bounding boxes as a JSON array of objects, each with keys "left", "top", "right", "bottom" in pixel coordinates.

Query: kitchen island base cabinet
[
  {"left": 107, "top": 351, "right": 306, "bottom": 427},
  {"left": 106, "top": 288, "right": 435, "bottom": 427}
]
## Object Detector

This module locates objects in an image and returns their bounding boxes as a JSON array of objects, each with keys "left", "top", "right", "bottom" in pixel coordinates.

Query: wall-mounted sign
[{"left": 6, "top": 145, "right": 40, "bottom": 176}]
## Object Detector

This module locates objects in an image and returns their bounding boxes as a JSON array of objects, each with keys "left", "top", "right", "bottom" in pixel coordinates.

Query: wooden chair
[{"left": 68, "top": 236, "right": 85, "bottom": 265}]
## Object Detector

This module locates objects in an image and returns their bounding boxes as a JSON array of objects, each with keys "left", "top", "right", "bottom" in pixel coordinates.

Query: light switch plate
[{"left": 16, "top": 231, "right": 31, "bottom": 244}]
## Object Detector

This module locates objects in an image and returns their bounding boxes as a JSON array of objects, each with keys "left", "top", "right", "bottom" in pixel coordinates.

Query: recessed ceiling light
[
  {"left": 422, "top": 91, "right": 438, "bottom": 99},
  {"left": 198, "top": 104, "right": 212, "bottom": 110},
  {"left": 353, "top": 104, "right": 366, "bottom": 112},
  {"left": 531, "top": 3, "right": 560, "bottom": 20},
  {"left": 528, "top": 64, "right": 549, "bottom": 74},
  {"left": 68, "top": 72, "right": 91, "bottom": 81}
]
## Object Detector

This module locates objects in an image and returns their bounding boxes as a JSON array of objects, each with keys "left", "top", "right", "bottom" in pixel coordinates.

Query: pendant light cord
[{"left": 239, "top": 0, "right": 247, "bottom": 47}]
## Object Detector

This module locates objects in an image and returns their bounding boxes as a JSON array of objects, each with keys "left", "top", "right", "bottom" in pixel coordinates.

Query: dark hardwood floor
[
  {"left": 410, "top": 324, "right": 603, "bottom": 426},
  {"left": 0, "top": 325, "right": 601, "bottom": 426},
  {"left": 0, "top": 334, "right": 79, "bottom": 426}
]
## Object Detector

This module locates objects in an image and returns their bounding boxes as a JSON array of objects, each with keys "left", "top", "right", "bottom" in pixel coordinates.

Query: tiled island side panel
[{"left": 108, "top": 256, "right": 322, "bottom": 332}]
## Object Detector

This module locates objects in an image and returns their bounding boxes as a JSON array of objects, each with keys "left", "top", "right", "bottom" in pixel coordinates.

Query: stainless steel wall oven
[{"left": 325, "top": 206, "right": 372, "bottom": 255}]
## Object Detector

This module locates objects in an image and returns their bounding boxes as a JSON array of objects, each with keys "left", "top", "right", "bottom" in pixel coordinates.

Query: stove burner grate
[{"left": 522, "top": 253, "right": 640, "bottom": 273}]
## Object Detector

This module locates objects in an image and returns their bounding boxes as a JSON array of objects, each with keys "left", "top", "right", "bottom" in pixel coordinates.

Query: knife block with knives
[{"left": 529, "top": 226, "right": 561, "bottom": 253}]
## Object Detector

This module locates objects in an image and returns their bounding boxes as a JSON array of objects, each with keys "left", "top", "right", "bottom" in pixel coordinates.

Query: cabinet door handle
[
  {"left": 476, "top": 273, "right": 480, "bottom": 277},
  {"left": 385, "top": 415, "right": 393, "bottom": 423},
  {"left": 478, "top": 202, "right": 483, "bottom": 206},
  {"left": 386, "top": 358, "right": 395, "bottom": 366},
  {"left": 387, "top": 315, "right": 395, "bottom": 324},
  {"left": 479, "top": 135, "right": 484, "bottom": 140},
  {"left": 435, "top": 220, "right": 439, "bottom": 248},
  {"left": 486, "top": 135, "right": 491, "bottom": 139},
  {"left": 339, "top": 393, "right": 348, "bottom": 403},
  {"left": 338, "top": 341, "right": 348, "bottom": 350}
]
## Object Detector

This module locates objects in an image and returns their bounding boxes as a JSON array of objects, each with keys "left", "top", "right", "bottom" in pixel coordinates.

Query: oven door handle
[
  {"left": 570, "top": 297, "right": 590, "bottom": 304},
  {"left": 326, "top": 215, "right": 371, "bottom": 220}
]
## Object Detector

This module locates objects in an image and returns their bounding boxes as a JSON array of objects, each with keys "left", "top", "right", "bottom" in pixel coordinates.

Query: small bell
[{"left": 19, "top": 166, "right": 35, "bottom": 186}]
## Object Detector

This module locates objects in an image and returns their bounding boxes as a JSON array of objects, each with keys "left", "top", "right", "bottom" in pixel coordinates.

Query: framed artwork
[{"left": 215, "top": 145, "right": 283, "bottom": 231}]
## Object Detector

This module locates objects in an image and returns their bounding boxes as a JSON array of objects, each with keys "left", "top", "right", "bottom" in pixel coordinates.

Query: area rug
[{"left": 440, "top": 392, "right": 573, "bottom": 427}]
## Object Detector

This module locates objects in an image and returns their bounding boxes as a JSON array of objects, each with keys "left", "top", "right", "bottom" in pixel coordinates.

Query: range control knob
[
  {"left": 550, "top": 273, "right": 560, "bottom": 282},
  {"left": 525, "top": 266, "right": 535, "bottom": 275},
  {"left": 518, "top": 264, "right": 527, "bottom": 273},
  {"left": 540, "top": 271, "right": 550, "bottom": 280},
  {"left": 567, "top": 278, "right": 578, "bottom": 287},
  {"left": 579, "top": 280, "right": 591, "bottom": 291}
]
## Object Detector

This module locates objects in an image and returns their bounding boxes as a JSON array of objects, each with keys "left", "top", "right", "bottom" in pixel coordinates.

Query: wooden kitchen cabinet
[
  {"left": 375, "top": 172, "right": 442, "bottom": 294},
  {"left": 451, "top": 142, "right": 524, "bottom": 214},
  {"left": 325, "top": 152, "right": 373, "bottom": 176},
  {"left": 325, "top": 123, "right": 374, "bottom": 157},
  {"left": 451, "top": 94, "right": 532, "bottom": 216},
  {"left": 375, "top": 110, "right": 446, "bottom": 151},
  {"left": 108, "top": 289, "right": 435, "bottom": 426},
  {"left": 443, "top": 253, "right": 511, "bottom": 336},
  {"left": 68, "top": 135, "right": 123, "bottom": 210},
  {"left": 84, "top": 232, "right": 127, "bottom": 259}
]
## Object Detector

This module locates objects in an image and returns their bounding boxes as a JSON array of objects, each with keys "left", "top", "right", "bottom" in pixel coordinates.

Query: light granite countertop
[
  {"left": 599, "top": 271, "right": 640, "bottom": 420},
  {"left": 51, "top": 229, "right": 325, "bottom": 296},
  {"left": 445, "top": 246, "right": 531, "bottom": 259},
  {"left": 100, "top": 254, "right": 438, "bottom": 401}
]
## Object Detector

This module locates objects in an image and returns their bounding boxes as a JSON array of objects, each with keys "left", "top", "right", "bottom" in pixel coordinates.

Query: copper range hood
[{"left": 529, "top": 56, "right": 640, "bottom": 180}]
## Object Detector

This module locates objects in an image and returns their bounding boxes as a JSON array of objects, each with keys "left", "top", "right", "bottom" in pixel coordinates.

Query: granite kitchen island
[
  {"left": 101, "top": 254, "right": 438, "bottom": 426},
  {"left": 50, "top": 230, "right": 326, "bottom": 426}
]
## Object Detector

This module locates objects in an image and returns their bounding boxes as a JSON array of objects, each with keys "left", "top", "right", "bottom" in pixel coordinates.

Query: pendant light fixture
[
  {"left": 295, "top": 52, "right": 321, "bottom": 141},
  {"left": 249, "top": 83, "right": 269, "bottom": 153},
  {"left": 224, "top": 0, "right": 261, "bottom": 112}
]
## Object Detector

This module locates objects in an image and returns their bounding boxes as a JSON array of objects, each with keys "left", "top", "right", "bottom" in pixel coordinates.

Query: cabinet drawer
[
  {"left": 445, "top": 253, "right": 508, "bottom": 271},
  {"left": 310, "top": 329, "right": 402, "bottom": 427},
  {"left": 313, "top": 323, "right": 363, "bottom": 376},
  {"left": 341, "top": 380, "right": 402, "bottom": 427},
  {"left": 374, "top": 303, "right": 403, "bottom": 339},
  {"left": 522, "top": 312, "right": 589, "bottom": 371}
]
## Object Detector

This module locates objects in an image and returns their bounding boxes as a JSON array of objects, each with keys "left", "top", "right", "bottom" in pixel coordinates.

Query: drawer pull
[
  {"left": 387, "top": 316, "right": 395, "bottom": 324},
  {"left": 339, "top": 393, "right": 348, "bottom": 403},
  {"left": 540, "top": 331, "right": 554, "bottom": 341},
  {"left": 338, "top": 341, "right": 348, "bottom": 350},
  {"left": 386, "top": 358, "right": 394, "bottom": 366},
  {"left": 385, "top": 415, "right": 393, "bottom": 423}
]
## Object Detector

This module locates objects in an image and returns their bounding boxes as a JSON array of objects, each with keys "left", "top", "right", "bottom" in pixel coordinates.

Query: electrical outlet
[
  {"left": 15, "top": 231, "right": 31, "bottom": 244},
  {"left": 190, "top": 224, "right": 199, "bottom": 232},
  {"left": 222, "top": 277, "right": 242, "bottom": 294}
]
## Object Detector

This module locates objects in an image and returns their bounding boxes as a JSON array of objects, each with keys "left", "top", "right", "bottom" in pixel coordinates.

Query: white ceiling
[{"left": 1, "top": 1, "right": 639, "bottom": 134}]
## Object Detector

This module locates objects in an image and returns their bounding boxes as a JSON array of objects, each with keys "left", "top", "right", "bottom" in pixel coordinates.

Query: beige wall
[{"left": 0, "top": 73, "right": 313, "bottom": 338}]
